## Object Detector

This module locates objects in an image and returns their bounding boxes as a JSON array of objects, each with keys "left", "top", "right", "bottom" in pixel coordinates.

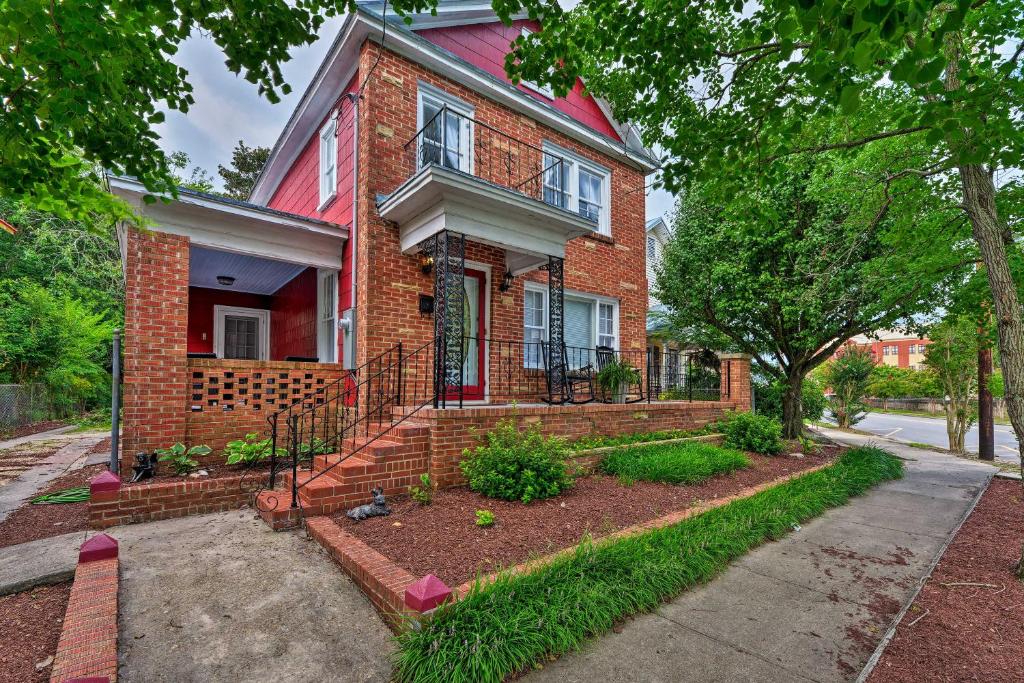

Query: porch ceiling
[
  {"left": 378, "top": 165, "right": 597, "bottom": 275},
  {"left": 189, "top": 246, "right": 308, "bottom": 295}
]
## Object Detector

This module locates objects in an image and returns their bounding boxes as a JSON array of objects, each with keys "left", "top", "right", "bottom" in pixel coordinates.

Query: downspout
[{"left": 344, "top": 92, "right": 359, "bottom": 370}]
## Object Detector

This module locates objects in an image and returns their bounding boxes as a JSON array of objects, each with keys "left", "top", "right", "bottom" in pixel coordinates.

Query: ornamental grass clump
[
  {"left": 600, "top": 442, "right": 749, "bottom": 485},
  {"left": 459, "top": 417, "right": 572, "bottom": 504},
  {"left": 719, "top": 411, "right": 784, "bottom": 455},
  {"left": 395, "top": 446, "right": 902, "bottom": 683}
]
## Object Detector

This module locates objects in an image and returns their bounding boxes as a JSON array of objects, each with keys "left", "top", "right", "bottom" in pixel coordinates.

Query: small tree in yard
[
  {"left": 924, "top": 317, "right": 980, "bottom": 454},
  {"left": 826, "top": 347, "right": 875, "bottom": 430}
]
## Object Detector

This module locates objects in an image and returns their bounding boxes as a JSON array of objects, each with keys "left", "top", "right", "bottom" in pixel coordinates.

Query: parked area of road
[{"left": 826, "top": 411, "right": 1020, "bottom": 463}]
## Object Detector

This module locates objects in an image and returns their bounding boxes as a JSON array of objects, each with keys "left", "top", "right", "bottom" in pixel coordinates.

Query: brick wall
[
  {"left": 354, "top": 43, "right": 650, "bottom": 390},
  {"left": 122, "top": 228, "right": 190, "bottom": 469},
  {"left": 89, "top": 473, "right": 258, "bottom": 529}
]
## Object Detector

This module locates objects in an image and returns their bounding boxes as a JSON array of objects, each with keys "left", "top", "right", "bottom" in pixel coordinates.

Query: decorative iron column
[
  {"left": 546, "top": 255, "right": 566, "bottom": 402},
  {"left": 430, "top": 231, "right": 466, "bottom": 408}
]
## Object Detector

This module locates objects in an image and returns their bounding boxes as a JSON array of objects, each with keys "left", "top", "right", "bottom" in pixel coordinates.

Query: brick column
[
  {"left": 718, "top": 353, "right": 752, "bottom": 411},
  {"left": 121, "top": 227, "right": 190, "bottom": 471}
]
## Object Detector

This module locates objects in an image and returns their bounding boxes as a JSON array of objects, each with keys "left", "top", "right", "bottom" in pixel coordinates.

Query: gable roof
[
  {"left": 249, "top": 3, "right": 658, "bottom": 205},
  {"left": 645, "top": 216, "right": 671, "bottom": 243}
]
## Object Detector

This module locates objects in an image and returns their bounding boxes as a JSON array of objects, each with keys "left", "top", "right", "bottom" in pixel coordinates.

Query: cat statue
[{"left": 346, "top": 487, "right": 391, "bottom": 521}]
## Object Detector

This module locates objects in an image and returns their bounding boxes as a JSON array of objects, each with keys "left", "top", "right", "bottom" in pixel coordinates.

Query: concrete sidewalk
[
  {"left": 527, "top": 431, "right": 996, "bottom": 683},
  {"left": 0, "top": 433, "right": 106, "bottom": 523}
]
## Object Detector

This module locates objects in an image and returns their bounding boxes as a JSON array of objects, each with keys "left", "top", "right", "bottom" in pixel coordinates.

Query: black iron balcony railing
[{"left": 404, "top": 105, "right": 587, "bottom": 216}]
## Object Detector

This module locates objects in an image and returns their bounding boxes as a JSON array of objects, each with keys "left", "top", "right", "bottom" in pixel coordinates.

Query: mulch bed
[
  {"left": 869, "top": 478, "right": 1024, "bottom": 683},
  {"left": 87, "top": 437, "right": 111, "bottom": 456},
  {"left": 0, "top": 464, "right": 105, "bottom": 550},
  {"left": 337, "top": 448, "right": 838, "bottom": 586},
  {"left": 122, "top": 461, "right": 271, "bottom": 487},
  {"left": 0, "top": 582, "right": 71, "bottom": 683},
  {"left": 0, "top": 420, "right": 67, "bottom": 441}
]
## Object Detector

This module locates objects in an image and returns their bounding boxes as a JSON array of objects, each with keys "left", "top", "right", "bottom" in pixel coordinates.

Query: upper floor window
[
  {"left": 519, "top": 29, "right": 555, "bottom": 99},
  {"left": 542, "top": 143, "right": 611, "bottom": 236},
  {"left": 417, "top": 84, "right": 474, "bottom": 174},
  {"left": 318, "top": 116, "right": 338, "bottom": 209}
]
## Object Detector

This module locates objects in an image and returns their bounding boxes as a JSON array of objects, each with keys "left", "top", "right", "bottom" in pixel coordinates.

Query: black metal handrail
[{"left": 403, "top": 105, "right": 575, "bottom": 211}]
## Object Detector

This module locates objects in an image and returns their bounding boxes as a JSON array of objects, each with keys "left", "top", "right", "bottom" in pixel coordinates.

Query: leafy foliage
[
  {"left": 866, "top": 366, "right": 943, "bottom": 401},
  {"left": 924, "top": 316, "right": 980, "bottom": 453},
  {"left": 475, "top": 509, "right": 495, "bottom": 528},
  {"left": 718, "top": 411, "right": 784, "bottom": 455},
  {"left": 460, "top": 418, "right": 573, "bottom": 504},
  {"left": 223, "top": 432, "right": 283, "bottom": 466},
  {"left": 600, "top": 442, "right": 749, "bottom": 485},
  {"left": 218, "top": 141, "right": 271, "bottom": 200},
  {"left": 156, "top": 443, "right": 212, "bottom": 475},
  {"left": 0, "top": 280, "right": 112, "bottom": 411},
  {"left": 167, "top": 151, "right": 215, "bottom": 193},
  {"left": 595, "top": 357, "right": 640, "bottom": 399},
  {"left": 394, "top": 446, "right": 902, "bottom": 683},
  {"left": 410, "top": 473, "right": 434, "bottom": 506},
  {"left": 825, "top": 347, "right": 876, "bottom": 429},
  {"left": 755, "top": 376, "right": 827, "bottom": 424}
]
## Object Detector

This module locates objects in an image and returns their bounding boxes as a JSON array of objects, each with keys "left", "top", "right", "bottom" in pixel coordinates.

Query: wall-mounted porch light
[
  {"left": 216, "top": 275, "right": 236, "bottom": 286},
  {"left": 499, "top": 270, "right": 514, "bottom": 292},
  {"left": 420, "top": 254, "right": 435, "bottom": 275}
]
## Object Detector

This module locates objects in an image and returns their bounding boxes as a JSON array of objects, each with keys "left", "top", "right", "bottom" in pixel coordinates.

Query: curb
[{"left": 854, "top": 468, "right": 996, "bottom": 683}]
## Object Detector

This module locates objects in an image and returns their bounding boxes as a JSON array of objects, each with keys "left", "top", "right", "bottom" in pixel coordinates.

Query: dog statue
[
  {"left": 346, "top": 487, "right": 391, "bottom": 521},
  {"left": 129, "top": 452, "right": 158, "bottom": 483}
]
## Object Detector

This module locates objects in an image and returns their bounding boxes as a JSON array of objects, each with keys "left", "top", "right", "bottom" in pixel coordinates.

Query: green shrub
[
  {"left": 475, "top": 509, "right": 495, "bottom": 527},
  {"left": 460, "top": 418, "right": 572, "bottom": 504},
  {"left": 223, "top": 432, "right": 283, "bottom": 466},
  {"left": 600, "top": 442, "right": 750, "bottom": 484},
  {"left": 753, "top": 376, "right": 827, "bottom": 423},
  {"left": 156, "top": 442, "right": 212, "bottom": 475},
  {"left": 410, "top": 474, "right": 433, "bottom": 505},
  {"left": 394, "top": 446, "right": 903, "bottom": 682},
  {"left": 719, "top": 411, "right": 784, "bottom": 455}
]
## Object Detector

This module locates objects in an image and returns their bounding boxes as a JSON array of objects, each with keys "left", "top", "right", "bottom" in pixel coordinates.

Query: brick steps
[{"left": 257, "top": 420, "right": 431, "bottom": 530}]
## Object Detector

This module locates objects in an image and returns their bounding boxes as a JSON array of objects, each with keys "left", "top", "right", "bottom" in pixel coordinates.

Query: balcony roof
[{"left": 378, "top": 164, "right": 597, "bottom": 274}]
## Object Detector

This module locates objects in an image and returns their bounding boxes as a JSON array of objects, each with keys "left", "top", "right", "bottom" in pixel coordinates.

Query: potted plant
[{"left": 597, "top": 358, "right": 641, "bottom": 403}]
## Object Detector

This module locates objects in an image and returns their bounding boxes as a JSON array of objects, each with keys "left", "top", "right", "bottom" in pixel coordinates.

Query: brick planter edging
[
  {"left": 89, "top": 471, "right": 261, "bottom": 529},
  {"left": 305, "top": 459, "right": 829, "bottom": 630},
  {"left": 50, "top": 535, "right": 119, "bottom": 683}
]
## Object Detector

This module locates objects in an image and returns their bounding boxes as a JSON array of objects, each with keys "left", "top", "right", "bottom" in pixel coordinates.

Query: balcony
[{"left": 377, "top": 106, "right": 600, "bottom": 275}]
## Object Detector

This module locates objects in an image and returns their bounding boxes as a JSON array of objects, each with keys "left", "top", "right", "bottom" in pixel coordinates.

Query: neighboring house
[
  {"left": 645, "top": 216, "right": 671, "bottom": 306},
  {"left": 836, "top": 331, "right": 931, "bottom": 370},
  {"left": 111, "top": 1, "right": 751, "bottom": 522}
]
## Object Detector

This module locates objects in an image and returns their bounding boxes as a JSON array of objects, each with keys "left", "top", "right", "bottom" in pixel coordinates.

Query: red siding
[
  {"left": 270, "top": 267, "right": 318, "bottom": 359},
  {"left": 415, "top": 20, "right": 621, "bottom": 141},
  {"left": 268, "top": 73, "right": 358, "bottom": 313},
  {"left": 187, "top": 287, "right": 270, "bottom": 354}
]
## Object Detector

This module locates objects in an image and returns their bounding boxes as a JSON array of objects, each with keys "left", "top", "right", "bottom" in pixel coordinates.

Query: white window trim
[
  {"left": 316, "top": 268, "right": 338, "bottom": 363},
  {"left": 213, "top": 305, "right": 271, "bottom": 361},
  {"left": 416, "top": 82, "right": 475, "bottom": 175},
  {"left": 542, "top": 141, "right": 612, "bottom": 236},
  {"left": 318, "top": 115, "right": 338, "bottom": 210},
  {"left": 519, "top": 29, "right": 555, "bottom": 99},
  {"left": 523, "top": 282, "right": 619, "bottom": 367}
]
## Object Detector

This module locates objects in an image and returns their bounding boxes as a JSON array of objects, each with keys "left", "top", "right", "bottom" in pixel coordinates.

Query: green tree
[
  {"left": 0, "top": 280, "right": 113, "bottom": 412},
  {"left": 657, "top": 123, "right": 966, "bottom": 438},
  {"left": 218, "top": 141, "right": 271, "bottom": 200},
  {"left": 924, "top": 316, "right": 980, "bottom": 453},
  {"left": 826, "top": 347, "right": 876, "bottom": 430},
  {"left": 504, "top": 0, "right": 1024, "bottom": 462},
  {"left": 168, "top": 152, "right": 215, "bottom": 194},
  {"left": 867, "top": 366, "right": 943, "bottom": 405},
  {"left": 0, "top": 0, "right": 440, "bottom": 222}
]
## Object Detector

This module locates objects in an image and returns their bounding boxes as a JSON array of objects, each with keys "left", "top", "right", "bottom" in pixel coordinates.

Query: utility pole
[{"left": 978, "top": 327, "right": 995, "bottom": 462}]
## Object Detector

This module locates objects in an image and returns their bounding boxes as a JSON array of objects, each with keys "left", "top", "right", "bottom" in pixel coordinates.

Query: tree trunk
[
  {"left": 978, "top": 340, "right": 994, "bottom": 461},
  {"left": 960, "top": 164, "right": 1024, "bottom": 477},
  {"left": 781, "top": 373, "right": 804, "bottom": 439}
]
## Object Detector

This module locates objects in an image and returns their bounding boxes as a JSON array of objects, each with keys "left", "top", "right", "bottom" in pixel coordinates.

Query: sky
[{"left": 154, "top": 16, "right": 676, "bottom": 222}]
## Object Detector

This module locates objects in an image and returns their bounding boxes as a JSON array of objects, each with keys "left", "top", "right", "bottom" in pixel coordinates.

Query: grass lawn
[
  {"left": 394, "top": 446, "right": 903, "bottom": 683},
  {"left": 600, "top": 441, "right": 749, "bottom": 485}
]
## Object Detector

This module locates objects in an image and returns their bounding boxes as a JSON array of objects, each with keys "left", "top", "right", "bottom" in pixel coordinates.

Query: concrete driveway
[{"left": 113, "top": 510, "right": 394, "bottom": 683}]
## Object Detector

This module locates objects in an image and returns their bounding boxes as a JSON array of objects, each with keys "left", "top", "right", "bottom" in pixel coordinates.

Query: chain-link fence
[{"left": 0, "top": 383, "right": 60, "bottom": 432}]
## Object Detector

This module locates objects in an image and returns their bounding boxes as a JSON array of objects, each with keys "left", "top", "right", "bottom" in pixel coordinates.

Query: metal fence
[{"left": 0, "top": 383, "right": 60, "bottom": 431}]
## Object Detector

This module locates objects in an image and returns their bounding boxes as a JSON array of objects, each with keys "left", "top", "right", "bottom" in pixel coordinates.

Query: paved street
[{"left": 829, "top": 411, "right": 1021, "bottom": 463}]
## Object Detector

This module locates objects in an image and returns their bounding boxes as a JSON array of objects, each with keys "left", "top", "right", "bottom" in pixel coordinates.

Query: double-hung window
[
  {"left": 519, "top": 29, "right": 555, "bottom": 99},
  {"left": 318, "top": 115, "right": 337, "bottom": 209},
  {"left": 541, "top": 143, "right": 611, "bottom": 235},
  {"left": 523, "top": 284, "right": 618, "bottom": 368},
  {"left": 417, "top": 84, "right": 473, "bottom": 174}
]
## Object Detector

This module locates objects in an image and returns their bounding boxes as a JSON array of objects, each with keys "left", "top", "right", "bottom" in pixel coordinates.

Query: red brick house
[
  {"left": 834, "top": 332, "right": 931, "bottom": 371},
  {"left": 111, "top": 1, "right": 751, "bottom": 523}
]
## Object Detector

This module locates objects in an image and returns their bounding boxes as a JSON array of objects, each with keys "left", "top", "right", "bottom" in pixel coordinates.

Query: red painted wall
[
  {"left": 187, "top": 288, "right": 270, "bottom": 354},
  {"left": 270, "top": 267, "right": 318, "bottom": 360},
  {"left": 267, "top": 73, "right": 358, "bottom": 314},
  {"left": 415, "top": 20, "right": 622, "bottom": 141}
]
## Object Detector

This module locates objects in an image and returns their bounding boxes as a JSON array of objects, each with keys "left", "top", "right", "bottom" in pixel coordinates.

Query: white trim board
[{"left": 213, "top": 305, "right": 271, "bottom": 361}]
